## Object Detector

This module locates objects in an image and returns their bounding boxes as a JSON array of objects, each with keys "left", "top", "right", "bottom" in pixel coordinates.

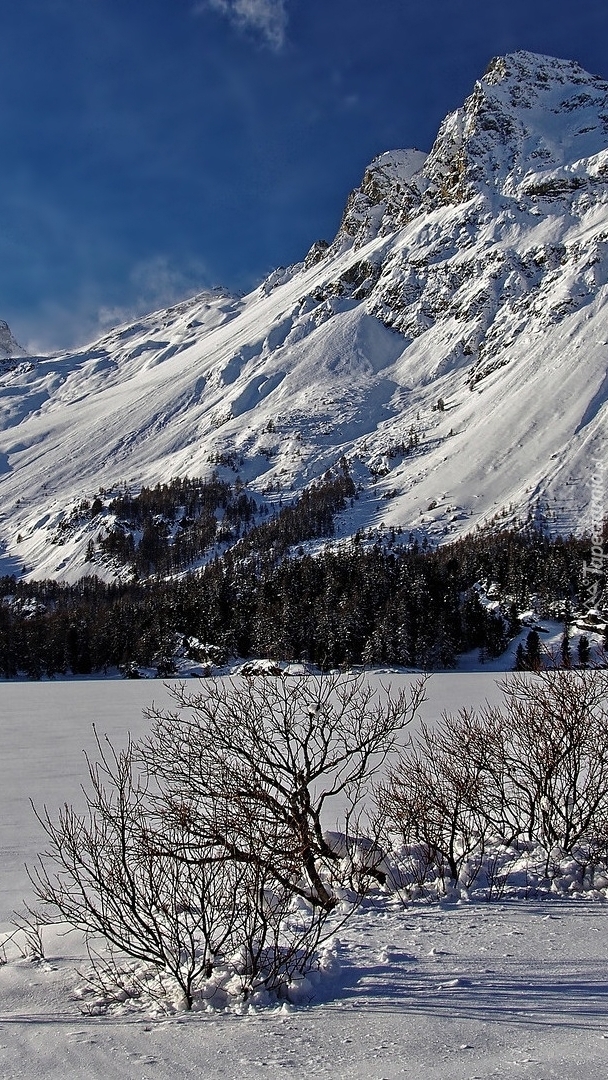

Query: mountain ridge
[{"left": 1, "top": 50, "right": 607, "bottom": 583}]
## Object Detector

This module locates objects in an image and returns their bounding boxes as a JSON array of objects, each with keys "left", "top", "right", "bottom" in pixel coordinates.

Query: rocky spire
[
  {"left": 422, "top": 51, "right": 608, "bottom": 203},
  {"left": 0, "top": 320, "right": 26, "bottom": 359}
]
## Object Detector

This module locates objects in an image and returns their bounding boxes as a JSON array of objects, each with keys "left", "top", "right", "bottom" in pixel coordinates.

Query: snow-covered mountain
[
  {"left": 2, "top": 50, "right": 608, "bottom": 582},
  {"left": 0, "top": 321, "right": 25, "bottom": 361}
]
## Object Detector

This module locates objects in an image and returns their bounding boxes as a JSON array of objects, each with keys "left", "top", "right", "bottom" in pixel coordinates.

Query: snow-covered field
[{"left": 2, "top": 674, "right": 608, "bottom": 1078}]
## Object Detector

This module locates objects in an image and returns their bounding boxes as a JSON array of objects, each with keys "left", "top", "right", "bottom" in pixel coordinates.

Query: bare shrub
[
  {"left": 12, "top": 912, "right": 47, "bottom": 962},
  {"left": 378, "top": 668, "right": 608, "bottom": 894},
  {"left": 143, "top": 673, "right": 427, "bottom": 911},
  {"left": 377, "top": 710, "right": 498, "bottom": 892},
  {"left": 28, "top": 673, "right": 426, "bottom": 1009},
  {"left": 492, "top": 668, "right": 608, "bottom": 877},
  {"left": 29, "top": 733, "right": 244, "bottom": 1010}
]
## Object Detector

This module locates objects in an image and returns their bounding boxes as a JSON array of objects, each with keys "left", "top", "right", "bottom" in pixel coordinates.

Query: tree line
[
  {"left": 0, "top": 516, "right": 599, "bottom": 678},
  {"left": 88, "top": 467, "right": 356, "bottom": 577}
]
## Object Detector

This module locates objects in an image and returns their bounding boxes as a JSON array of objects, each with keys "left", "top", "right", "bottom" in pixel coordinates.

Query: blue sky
[{"left": 3, "top": 0, "right": 608, "bottom": 351}]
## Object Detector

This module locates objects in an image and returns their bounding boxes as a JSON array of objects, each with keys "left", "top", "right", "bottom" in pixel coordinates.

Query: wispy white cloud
[
  {"left": 21, "top": 256, "right": 211, "bottom": 355},
  {"left": 128, "top": 255, "right": 210, "bottom": 312},
  {"left": 87, "top": 256, "right": 212, "bottom": 343},
  {"left": 193, "top": 0, "right": 288, "bottom": 50}
]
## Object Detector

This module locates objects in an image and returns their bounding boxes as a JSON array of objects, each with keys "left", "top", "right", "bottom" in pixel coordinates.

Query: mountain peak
[
  {"left": 483, "top": 50, "right": 602, "bottom": 89},
  {"left": 336, "top": 150, "right": 427, "bottom": 245},
  {"left": 0, "top": 321, "right": 25, "bottom": 360},
  {"left": 422, "top": 50, "right": 608, "bottom": 203},
  {"left": 333, "top": 148, "right": 428, "bottom": 252},
  {"left": 331, "top": 51, "right": 608, "bottom": 248}
]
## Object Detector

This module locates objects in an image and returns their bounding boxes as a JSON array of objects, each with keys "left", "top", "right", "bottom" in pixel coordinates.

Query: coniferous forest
[{"left": 0, "top": 470, "right": 600, "bottom": 679}]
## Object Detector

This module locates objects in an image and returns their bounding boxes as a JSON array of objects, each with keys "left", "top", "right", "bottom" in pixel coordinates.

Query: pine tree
[
  {"left": 525, "top": 629, "right": 542, "bottom": 671},
  {"left": 577, "top": 634, "right": 591, "bottom": 668}
]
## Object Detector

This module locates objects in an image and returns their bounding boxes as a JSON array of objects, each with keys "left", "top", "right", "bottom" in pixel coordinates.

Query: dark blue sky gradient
[{"left": 3, "top": 0, "right": 608, "bottom": 349}]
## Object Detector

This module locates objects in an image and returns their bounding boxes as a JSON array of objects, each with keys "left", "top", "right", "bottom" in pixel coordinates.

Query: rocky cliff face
[
  {"left": 328, "top": 51, "right": 608, "bottom": 238},
  {"left": 0, "top": 321, "right": 25, "bottom": 360},
  {"left": 1, "top": 52, "right": 608, "bottom": 581},
  {"left": 312, "top": 51, "right": 608, "bottom": 383},
  {"left": 334, "top": 148, "right": 428, "bottom": 248},
  {"left": 425, "top": 52, "right": 608, "bottom": 201}
]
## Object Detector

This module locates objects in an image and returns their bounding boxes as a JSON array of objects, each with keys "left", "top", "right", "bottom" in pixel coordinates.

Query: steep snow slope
[{"left": 2, "top": 51, "right": 608, "bottom": 581}]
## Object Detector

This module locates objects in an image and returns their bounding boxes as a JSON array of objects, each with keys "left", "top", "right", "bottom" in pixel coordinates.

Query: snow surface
[
  {"left": 2, "top": 675, "right": 608, "bottom": 1078},
  {"left": 1, "top": 52, "right": 608, "bottom": 581}
]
